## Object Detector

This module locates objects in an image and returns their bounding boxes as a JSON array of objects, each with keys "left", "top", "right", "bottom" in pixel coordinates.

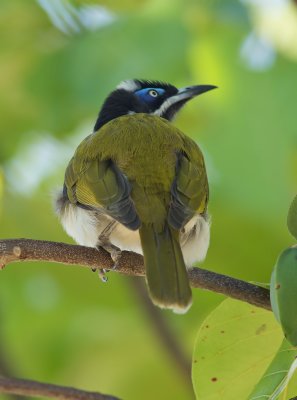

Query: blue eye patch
[{"left": 135, "top": 87, "right": 165, "bottom": 102}]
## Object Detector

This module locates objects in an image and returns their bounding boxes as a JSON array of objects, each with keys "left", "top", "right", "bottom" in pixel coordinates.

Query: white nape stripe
[
  {"left": 117, "top": 80, "right": 140, "bottom": 92},
  {"left": 154, "top": 92, "right": 189, "bottom": 117}
]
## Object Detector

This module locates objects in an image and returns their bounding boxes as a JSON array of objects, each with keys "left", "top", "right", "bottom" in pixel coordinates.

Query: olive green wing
[
  {"left": 64, "top": 156, "right": 141, "bottom": 231},
  {"left": 168, "top": 152, "right": 208, "bottom": 230}
]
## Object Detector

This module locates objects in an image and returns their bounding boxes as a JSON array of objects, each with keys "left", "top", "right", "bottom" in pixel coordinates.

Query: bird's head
[{"left": 94, "top": 79, "right": 217, "bottom": 131}]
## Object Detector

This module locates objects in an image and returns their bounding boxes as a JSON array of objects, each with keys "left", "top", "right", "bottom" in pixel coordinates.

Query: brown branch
[
  {"left": 0, "top": 376, "right": 120, "bottom": 400},
  {"left": 0, "top": 238, "right": 271, "bottom": 310}
]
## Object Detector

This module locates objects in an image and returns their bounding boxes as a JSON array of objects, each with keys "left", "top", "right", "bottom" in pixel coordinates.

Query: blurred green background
[{"left": 0, "top": 0, "right": 296, "bottom": 399}]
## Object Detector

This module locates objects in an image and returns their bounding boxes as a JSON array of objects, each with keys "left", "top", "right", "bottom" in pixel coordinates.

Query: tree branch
[
  {"left": 0, "top": 376, "right": 120, "bottom": 400},
  {"left": 0, "top": 238, "right": 271, "bottom": 310}
]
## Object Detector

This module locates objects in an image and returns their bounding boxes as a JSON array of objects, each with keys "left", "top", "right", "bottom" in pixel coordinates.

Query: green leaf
[
  {"left": 192, "top": 298, "right": 283, "bottom": 400},
  {"left": 287, "top": 195, "right": 297, "bottom": 240},
  {"left": 270, "top": 267, "right": 280, "bottom": 323},
  {"left": 248, "top": 338, "right": 297, "bottom": 400},
  {"left": 270, "top": 247, "right": 297, "bottom": 346}
]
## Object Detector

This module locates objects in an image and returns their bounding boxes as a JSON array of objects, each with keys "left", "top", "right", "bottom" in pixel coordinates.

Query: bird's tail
[{"left": 139, "top": 222, "right": 192, "bottom": 313}]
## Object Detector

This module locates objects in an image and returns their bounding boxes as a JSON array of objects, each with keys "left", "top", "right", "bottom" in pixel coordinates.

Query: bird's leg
[{"left": 97, "top": 221, "right": 122, "bottom": 274}]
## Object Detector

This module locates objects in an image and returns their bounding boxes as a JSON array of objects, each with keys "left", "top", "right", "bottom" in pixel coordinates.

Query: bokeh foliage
[{"left": 0, "top": 1, "right": 296, "bottom": 399}]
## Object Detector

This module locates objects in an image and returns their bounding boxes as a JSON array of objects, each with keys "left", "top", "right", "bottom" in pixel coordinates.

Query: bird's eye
[{"left": 148, "top": 89, "right": 159, "bottom": 97}]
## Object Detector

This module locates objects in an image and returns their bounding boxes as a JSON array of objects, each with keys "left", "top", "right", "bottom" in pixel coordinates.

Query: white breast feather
[
  {"left": 59, "top": 203, "right": 100, "bottom": 247},
  {"left": 181, "top": 215, "right": 210, "bottom": 267},
  {"left": 57, "top": 197, "right": 210, "bottom": 268}
]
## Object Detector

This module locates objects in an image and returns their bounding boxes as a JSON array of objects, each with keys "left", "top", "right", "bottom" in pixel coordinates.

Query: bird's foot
[
  {"left": 98, "top": 242, "right": 122, "bottom": 271},
  {"left": 109, "top": 247, "right": 122, "bottom": 270},
  {"left": 91, "top": 267, "right": 108, "bottom": 283},
  {"left": 98, "top": 268, "right": 108, "bottom": 282}
]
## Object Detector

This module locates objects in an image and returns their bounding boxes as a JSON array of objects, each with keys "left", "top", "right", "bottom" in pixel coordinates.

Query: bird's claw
[
  {"left": 91, "top": 267, "right": 108, "bottom": 283},
  {"left": 95, "top": 241, "right": 122, "bottom": 276},
  {"left": 110, "top": 248, "right": 122, "bottom": 270},
  {"left": 98, "top": 268, "right": 108, "bottom": 283}
]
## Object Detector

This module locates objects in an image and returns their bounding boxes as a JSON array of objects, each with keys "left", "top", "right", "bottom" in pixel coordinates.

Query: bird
[{"left": 55, "top": 79, "right": 216, "bottom": 313}]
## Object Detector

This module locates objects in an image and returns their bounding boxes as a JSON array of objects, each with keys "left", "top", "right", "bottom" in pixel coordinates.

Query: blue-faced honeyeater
[{"left": 56, "top": 79, "right": 216, "bottom": 313}]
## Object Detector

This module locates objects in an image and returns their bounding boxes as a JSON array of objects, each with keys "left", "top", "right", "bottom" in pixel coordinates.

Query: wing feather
[
  {"left": 168, "top": 153, "right": 208, "bottom": 230},
  {"left": 64, "top": 155, "right": 140, "bottom": 231}
]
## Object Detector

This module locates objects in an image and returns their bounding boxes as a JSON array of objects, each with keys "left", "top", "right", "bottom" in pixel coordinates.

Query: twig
[
  {"left": 0, "top": 376, "right": 120, "bottom": 400},
  {"left": 0, "top": 238, "right": 271, "bottom": 310}
]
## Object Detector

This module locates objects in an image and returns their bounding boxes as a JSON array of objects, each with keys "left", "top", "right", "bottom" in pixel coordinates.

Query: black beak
[
  {"left": 177, "top": 84, "right": 218, "bottom": 99},
  {"left": 154, "top": 84, "right": 217, "bottom": 121}
]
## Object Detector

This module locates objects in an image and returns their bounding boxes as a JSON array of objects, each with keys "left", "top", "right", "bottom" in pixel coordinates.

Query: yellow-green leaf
[
  {"left": 248, "top": 338, "right": 297, "bottom": 400},
  {"left": 192, "top": 298, "right": 283, "bottom": 400}
]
